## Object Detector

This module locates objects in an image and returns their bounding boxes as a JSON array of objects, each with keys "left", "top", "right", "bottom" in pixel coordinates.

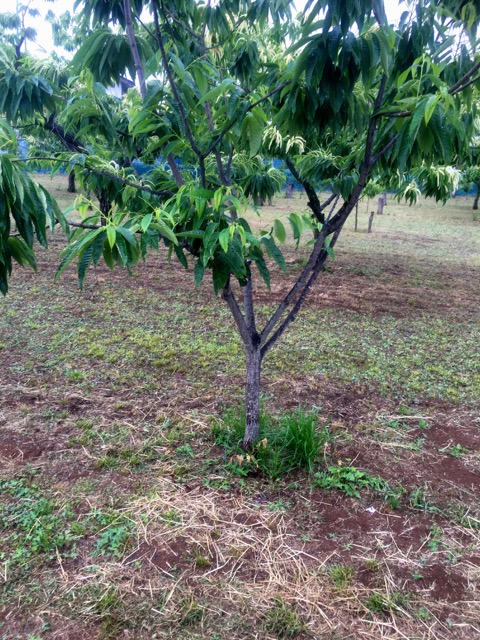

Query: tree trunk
[
  {"left": 243, "top": 348, "right": 262, "bottom": 448},
  {"left": 354, "top": 201, "right": 358, "bottom": 232},
  {"left": 96, "top": 189, "right": 112, "bottom": 226},
  {"left": 377, "top": 196, "right": 384, "bottom": 215},
  {"left": 67, "top": 170, "right": 76, "bottom": 193},
  {"left": 474, "top": 185, "right": 480, "bottom": 210},
  {"left": 285, "top": 183, "right": 294, "bottom": 199}
]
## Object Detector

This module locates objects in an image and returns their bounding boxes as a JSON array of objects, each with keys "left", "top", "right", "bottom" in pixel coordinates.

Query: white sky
[{"left": 2, "top": 0, "right": 407, "bottom": 57}]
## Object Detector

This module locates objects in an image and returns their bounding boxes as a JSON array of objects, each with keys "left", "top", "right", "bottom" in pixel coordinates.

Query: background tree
[{"left": 1, "top": 0, "right": 479, "bottom": 446}]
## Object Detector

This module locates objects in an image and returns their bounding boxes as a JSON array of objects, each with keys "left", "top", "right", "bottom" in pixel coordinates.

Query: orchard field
[{"left": 0, "top": 174, "right": 479, "bottom": 639}]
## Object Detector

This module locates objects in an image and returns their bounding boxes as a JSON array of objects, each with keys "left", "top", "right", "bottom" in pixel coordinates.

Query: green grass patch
[{"left": 213, "top": 406, "right": 330, "bottom": 478}]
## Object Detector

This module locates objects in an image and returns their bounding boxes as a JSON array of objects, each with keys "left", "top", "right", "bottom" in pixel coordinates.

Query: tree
[{"left": 1, "top": 0, "right": 479, "bottom": 447}]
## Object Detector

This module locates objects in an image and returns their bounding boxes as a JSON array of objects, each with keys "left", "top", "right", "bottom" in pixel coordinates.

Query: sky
[{"left": 2, "top": 0, "right": 408, "bottom": 57}]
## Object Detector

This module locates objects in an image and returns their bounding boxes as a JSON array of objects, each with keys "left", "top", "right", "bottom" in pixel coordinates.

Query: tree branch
[
  {"left": 259, "top": 229, "right": 326, "bottom": 343},
  {"left": 123, "top": 0, "right": 146, "bottom": 98},
  {"left": 151, "top": 0, "right": 203, "bottom": 158},
  {"left": 449, "top": 59, "right": 480, "bottom": 95},
  {"left": 285, "top": 157, "right": 324, "bottom": 223},
  {"left": 261, "top": 225, "right": 343, "bottom": 357},
  {"left": 326, "top": 74, "right": 388, "bottom": 235},
  {"left": 221, "top": 281, "right": 251, "bottom": 347},
  {"left": 243, "top": 265, "right": 258, "bottom": 342}
]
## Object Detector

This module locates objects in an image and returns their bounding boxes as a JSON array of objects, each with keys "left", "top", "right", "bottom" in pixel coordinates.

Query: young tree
[{"left": 1, "top": 0, "right": 479, "bottom": 446}]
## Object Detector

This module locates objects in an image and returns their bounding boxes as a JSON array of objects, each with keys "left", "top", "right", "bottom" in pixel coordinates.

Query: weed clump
[
  {"left": 264, "top": 597, "right": 305, "bottom": 638},
  {"left": 213, "top": 406, "right": 330, "bottom": 478}
]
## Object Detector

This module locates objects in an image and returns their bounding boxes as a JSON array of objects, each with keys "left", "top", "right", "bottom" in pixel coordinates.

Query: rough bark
[
  {"left": 96, "top": 189, "right": 112, "bottom": 226},
  {"left": 67, "top": 170, "right": 76, "bottom": 193},
  {"left": 244, "top": 348, "right": 262, "bottom": 447}
]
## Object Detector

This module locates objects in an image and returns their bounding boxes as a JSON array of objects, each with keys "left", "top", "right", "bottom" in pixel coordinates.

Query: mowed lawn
[{"left": 1, "top": 173, "right": 479, "bottom": 639}]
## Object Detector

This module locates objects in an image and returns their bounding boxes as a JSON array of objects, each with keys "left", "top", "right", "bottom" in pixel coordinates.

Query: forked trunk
[
  {"left": 474, "top": 185, "right": 480, "bottom": 210},
  {"left": 243, "top": 348, "right": 261, "bottom": 448}
]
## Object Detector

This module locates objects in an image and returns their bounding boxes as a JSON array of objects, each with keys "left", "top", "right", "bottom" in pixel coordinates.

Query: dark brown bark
[
  {"left": 67, "top": 170, "right": 76, "bottom": 193},
  {"left": 96, "top": 189, "right": 112, "bottom": 226}
]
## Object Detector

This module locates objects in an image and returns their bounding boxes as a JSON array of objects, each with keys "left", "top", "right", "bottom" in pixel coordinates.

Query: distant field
[{"left": 1, "top": 172, "right": 479, "bottom": 639}]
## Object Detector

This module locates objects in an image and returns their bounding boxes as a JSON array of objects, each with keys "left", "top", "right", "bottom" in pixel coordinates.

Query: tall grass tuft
[{"left": 213, "top": 406, "right": 330, "bottom": 478}]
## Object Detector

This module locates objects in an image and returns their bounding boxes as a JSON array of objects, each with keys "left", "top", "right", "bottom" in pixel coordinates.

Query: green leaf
[
  {"left": 218, "top": 228, "right": 230, "bottom": 253},
  {"left": 198, "top": 78, "right": 235, "bottom": 104},
  {"left": 141, "top": 213, "right": 153, "bottom": 232},
  {"left": 174, "top": 245, "right": 188, "bottom": 269},
  {"left": 7, "top": 237, "right": 36, "bottom": 270},
  {"left": 78, "top": 245, "right": 93, "bottom": 288},
  {"left": 273, "top": 219, "right": 286, "bottom": 243},
  {"left": 153, "top": 218, "right": 178, "bottom": 245},
  {"left": 424, "top": 95, "right": 439, "bottom": 126},
  {"left": 262, "top": 236, "right": 286, "bottom": 272},
  {"left": 194, "top": 260, "right": 205, "bottom": 288},
  {"left": 107, "top": 226, "right": 116, "bottom": 249}
]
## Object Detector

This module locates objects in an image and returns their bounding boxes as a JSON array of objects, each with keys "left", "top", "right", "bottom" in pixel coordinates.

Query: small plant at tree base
[{"left": 214, "top": 406, "right": 330, "bottom": 479}]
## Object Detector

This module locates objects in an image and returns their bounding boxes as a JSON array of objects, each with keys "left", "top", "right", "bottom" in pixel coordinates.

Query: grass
[
  {"left": 213, "top": 405, "right": 330, "bottom": 478},
  {"left": 0, "top": 174, "right": 479, "bottom": 639}
]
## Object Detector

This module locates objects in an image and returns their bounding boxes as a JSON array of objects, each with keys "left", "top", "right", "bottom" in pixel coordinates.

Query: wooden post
[
  {"left": 382, "top": 191, "right": 387, "bottom": 205},
  {"left": 285, "top": 183, "right": 294, "bottom": 199},
  {"left": 368, "top": 211, "right": 374, "bottom": 233},
  {"left": 377, "top": 196, "right": 384, "bottom": 215}
]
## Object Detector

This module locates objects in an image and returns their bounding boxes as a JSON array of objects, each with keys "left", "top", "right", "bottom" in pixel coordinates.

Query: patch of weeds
[
  {"left": 94, "top": 525, "right": 132, "bottom": 558},
  {"left": 329, "top": 564, "right": 354, "bottom": 588},
  {"left": 194, "top": 552, "right": 211, "bottom": 569},
  {"left": 440, "top": 443, "right": 468, "bottom": 458},
  {"left": 87, "top": 509, "right": 135, "bottom": 558},
  {"left": 365, "top": 559, "right": 380, "bottom": 572},
  {"left": 313, "top": 464, "right": 387, "bottom": 498},
  {"left": 267, "top": 499, "right": 291, "bottom": 513},
  {"left": 264, "top": 596, "right": 305, "bottom": 639},
  {"left": 65, "top": 369, "right": 87, "bottom": 382},
  {"left": 424, "top": 524, "right": 444, "bottom": 552},
  {"left": 383, "top": 485, "right": 406, "bottom": 510},
  {"left": 448, "top": 505, "right": 480, "bottom": 530},
  {"left": 214, "top": 406, "right": 330, "bottom": 479},
  {"left": 407, "top": 437, "right": 425, "bottom": 451},
  {"left": 408, "top": 486, "right": 442, "bottom": 514},
  {"left": 364, "top": 591, "right": 410, "bottom": 615},
  {"left": 176, "top": 444, "right": 194, "bottom": 458},
  {"left": 0, "top": 479, "right": 79, "bottom": 564},
  {"left": 177, "top": 594, "right": 204, "bottom": 627}
]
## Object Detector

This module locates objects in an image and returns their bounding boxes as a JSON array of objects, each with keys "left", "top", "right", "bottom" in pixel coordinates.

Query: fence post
[{"left": 368, "top": 211, "right": 374, "bottom": 233}]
